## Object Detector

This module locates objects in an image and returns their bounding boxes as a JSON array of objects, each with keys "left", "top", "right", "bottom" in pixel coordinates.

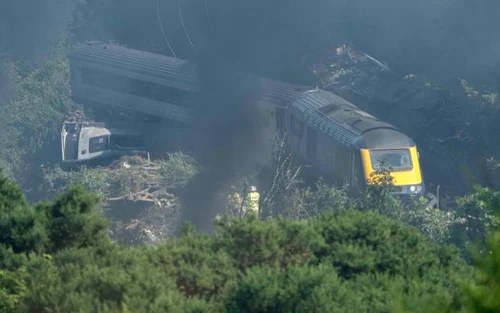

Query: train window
[
  {"left": 80, "top": 68, "right": 191, "bottom": 105},
  {"left": 370, "top": 149, "right": 413, "bottom": 171},
  {"left": 81, "top": 68, "right": 131, "bottom": 95},
  {"left": 110, "top": 135, "right": 145, "bottom": 149},
  {"left": 88, "top": 135, "right": 109, "bottom": 153},
  {"left": 290, "top": 113, "right": 304, "bottom": 138}
]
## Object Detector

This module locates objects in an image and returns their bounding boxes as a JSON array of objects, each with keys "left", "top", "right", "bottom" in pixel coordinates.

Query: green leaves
[
  {"left": 0, "top": 30, "right": 80, "bottom": 184},
  {"left": 37, "top": 186, "right": 108, "bottom": 252},
  {"left": 0, "top": 171, "right": 481, "bottom": 313},
  {"left": 0, "top": 170, "right": 109, "bottom": 256}
]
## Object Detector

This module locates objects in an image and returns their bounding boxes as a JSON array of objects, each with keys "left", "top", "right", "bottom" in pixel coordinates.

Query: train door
[{"left": 306, "top": 127, "right": 317, "bottom": 165}]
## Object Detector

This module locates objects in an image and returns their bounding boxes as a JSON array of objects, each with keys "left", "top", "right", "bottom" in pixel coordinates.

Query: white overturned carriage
[{"left": 61, "top": 120, "right": 148, "bottom": 164}]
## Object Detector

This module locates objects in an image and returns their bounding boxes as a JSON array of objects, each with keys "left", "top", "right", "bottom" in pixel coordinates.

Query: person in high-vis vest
[
  {"left": 226, "top": 186, "right": 243, "bottom": 217},
  {"left": 246, "top": 186, "right": 260, "bottom": 219}
]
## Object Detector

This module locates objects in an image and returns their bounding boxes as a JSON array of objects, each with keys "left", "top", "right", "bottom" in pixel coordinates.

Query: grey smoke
[{"left": 0, "top": 0, "right": 77, "bottom": 59}]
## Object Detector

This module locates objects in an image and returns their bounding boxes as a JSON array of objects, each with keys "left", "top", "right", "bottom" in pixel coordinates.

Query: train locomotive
[
  {"left": 281, "top": 89, "right": 424, "bottom": 195},
  {"left": 66, "top": 41, "right": 426, "bottom": 196}
]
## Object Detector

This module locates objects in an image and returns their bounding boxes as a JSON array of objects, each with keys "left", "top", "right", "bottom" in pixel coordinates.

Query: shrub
[
  {"left": 41, "top": 165, "right": 109, "bottom": 199},
  {"left": 159, "top": 152, "right": 200, "bottom": 188}
]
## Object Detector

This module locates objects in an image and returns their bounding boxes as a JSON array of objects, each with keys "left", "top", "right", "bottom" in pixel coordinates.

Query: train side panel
[
  {"left": 285, "top": 108, "right": 307, "bottom": 160},
  {"left": 316, "top": 128, "right": 334, "bottom": 176}
]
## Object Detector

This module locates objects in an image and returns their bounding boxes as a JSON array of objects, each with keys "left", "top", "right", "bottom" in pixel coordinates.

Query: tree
[
  {"left": 0, "top": 169, "right": 479, "bottom": 313},
  {"left": 457, "top": 186, "right": 500, "bottom": 313},
  {"left": 0, "top": 30, "right": 79, "bottom": 192},
  {"left": 0, "top": 168, "right": 109, "bottom": 257}
]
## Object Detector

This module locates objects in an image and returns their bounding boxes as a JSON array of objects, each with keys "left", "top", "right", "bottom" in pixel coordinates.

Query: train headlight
[{"left": 407, "top": 184, "right": 423, "bottom": 194}]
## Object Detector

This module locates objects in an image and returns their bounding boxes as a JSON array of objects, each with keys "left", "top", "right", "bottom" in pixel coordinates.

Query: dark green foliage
[
  {"left": 227, "top": 265, "right": 464, "bottom": 313},
  {"left": 304, "top": 178, "right": 349, "bottom": 213},
  {"left": 0, "top": 170, "right": 111, "bottom": 312},
  {"left": 16, "top": 209, "right": 468, "bottom": 313},
  {"left": 0, "top": 268, "right": 26, "bottom": 313},
  {"left": 462, "top": 232, "right": 500, "bottom": 313},
  {"left": 0, "top": 169, "right": 109, "bottom": 257},
  {"left": 454, "top": 188, "right": 500, "bottom": 313},
  {"left": 310, "top": 210, "right": 466, "bottom": 282},
  {"left": 0, "top": 169, "right": 48, "bottom": 255},
  {"left": 34, "top": 186, "right": 109, "bottom": 253},
  {"left": 20, "top": 246, "right": 211, "bottom": 313},
  {"left": 214, "top": 215, "right": 322, "bottom": 270},
  {"left": 0, "top": 169, "right": 28, "bottom": 209},
  {"left": 451, "top": 185, "right": 500, "bottom": 252},
  {"left": 147, "top": 234, "right": 238, "bottom": 300},
  {"left": 226, "top": 264, "right": 359, "bottom": 313},
  {"left": 4, "top": 171, "right": 500, "bottom": 312}
]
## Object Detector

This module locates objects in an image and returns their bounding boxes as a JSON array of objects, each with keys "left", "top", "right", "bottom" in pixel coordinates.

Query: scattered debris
[{"left": 90, "top": 155, "right": 185, "bottom": 246}]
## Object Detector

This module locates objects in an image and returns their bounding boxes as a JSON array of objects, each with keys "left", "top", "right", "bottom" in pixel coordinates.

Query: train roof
[
  {"left": 292, "top": 89, "right": 416, "bottom": 149},
  {"left": 70, "top": 41, "right": 303, "bottom": 107},
  {"left": 70, "top": 41, "right": 198, "bottom": 92}
]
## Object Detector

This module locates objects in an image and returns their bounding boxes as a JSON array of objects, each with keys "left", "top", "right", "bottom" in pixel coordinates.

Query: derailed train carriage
[
  {"left": 282, "top": 89, "right": 424, "bottom": 195},
  {"left": 67, "top": 41, "right": 426, "bottom": 196},
  {"left": 61, "top": 120, "right": 149, "bottom": 164}
]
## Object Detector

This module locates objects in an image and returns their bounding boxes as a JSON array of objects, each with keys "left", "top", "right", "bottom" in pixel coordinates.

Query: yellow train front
[
  {"left": 356, "top": 129, "right": 425, "bottom": 195},
  {"left": 283, "top": 89, "right": 425, "bottom": 196}
]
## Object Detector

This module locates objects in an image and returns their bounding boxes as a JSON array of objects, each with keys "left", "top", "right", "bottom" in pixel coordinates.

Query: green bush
[
  {"left": 159, "top": 152, "right": 200, "bottom": 187},
  {"left": 3, "top": 169, "right": 495, "bottom": 313},
  {"left": 450, "top": 186, "right": 500, "bottom": 252},
  {"left": 41, "top": 165, "right": 109, "bottom": 199},
  {"left": 22, "top": 247, "right": 212, "bottom": 313},
  {"left": 16, "top": 209, "right": 468, "bottom": 313},
  {"left": 0, "top": 169, "right": 109, "bottom": 256},
  {"left": 0, "top": 268, "right": 26, "bottom": 313}
]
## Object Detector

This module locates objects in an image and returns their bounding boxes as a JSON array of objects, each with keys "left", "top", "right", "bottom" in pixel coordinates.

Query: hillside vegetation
[
  {"left": 1, "top": 0, "right": 500, "bottom": 311},
  {"left": 0, "top": 170, "right": 495, "bottom": 312}
]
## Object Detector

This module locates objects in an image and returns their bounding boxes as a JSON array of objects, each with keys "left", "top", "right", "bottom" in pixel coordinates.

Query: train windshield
[{"left": 369, "top": 149, "right": 412, "bottom": 171}]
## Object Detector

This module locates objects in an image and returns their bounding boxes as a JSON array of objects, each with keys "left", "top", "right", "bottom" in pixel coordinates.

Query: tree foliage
[
  {"left": 0, "top": 169, "right": 109, "bottom": 258},
  {"left": 0, "top": 30, "right": 79, "bottom": 184},
  {"left": 0, "top": 170, "right": 479, "bottom": 313}
]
